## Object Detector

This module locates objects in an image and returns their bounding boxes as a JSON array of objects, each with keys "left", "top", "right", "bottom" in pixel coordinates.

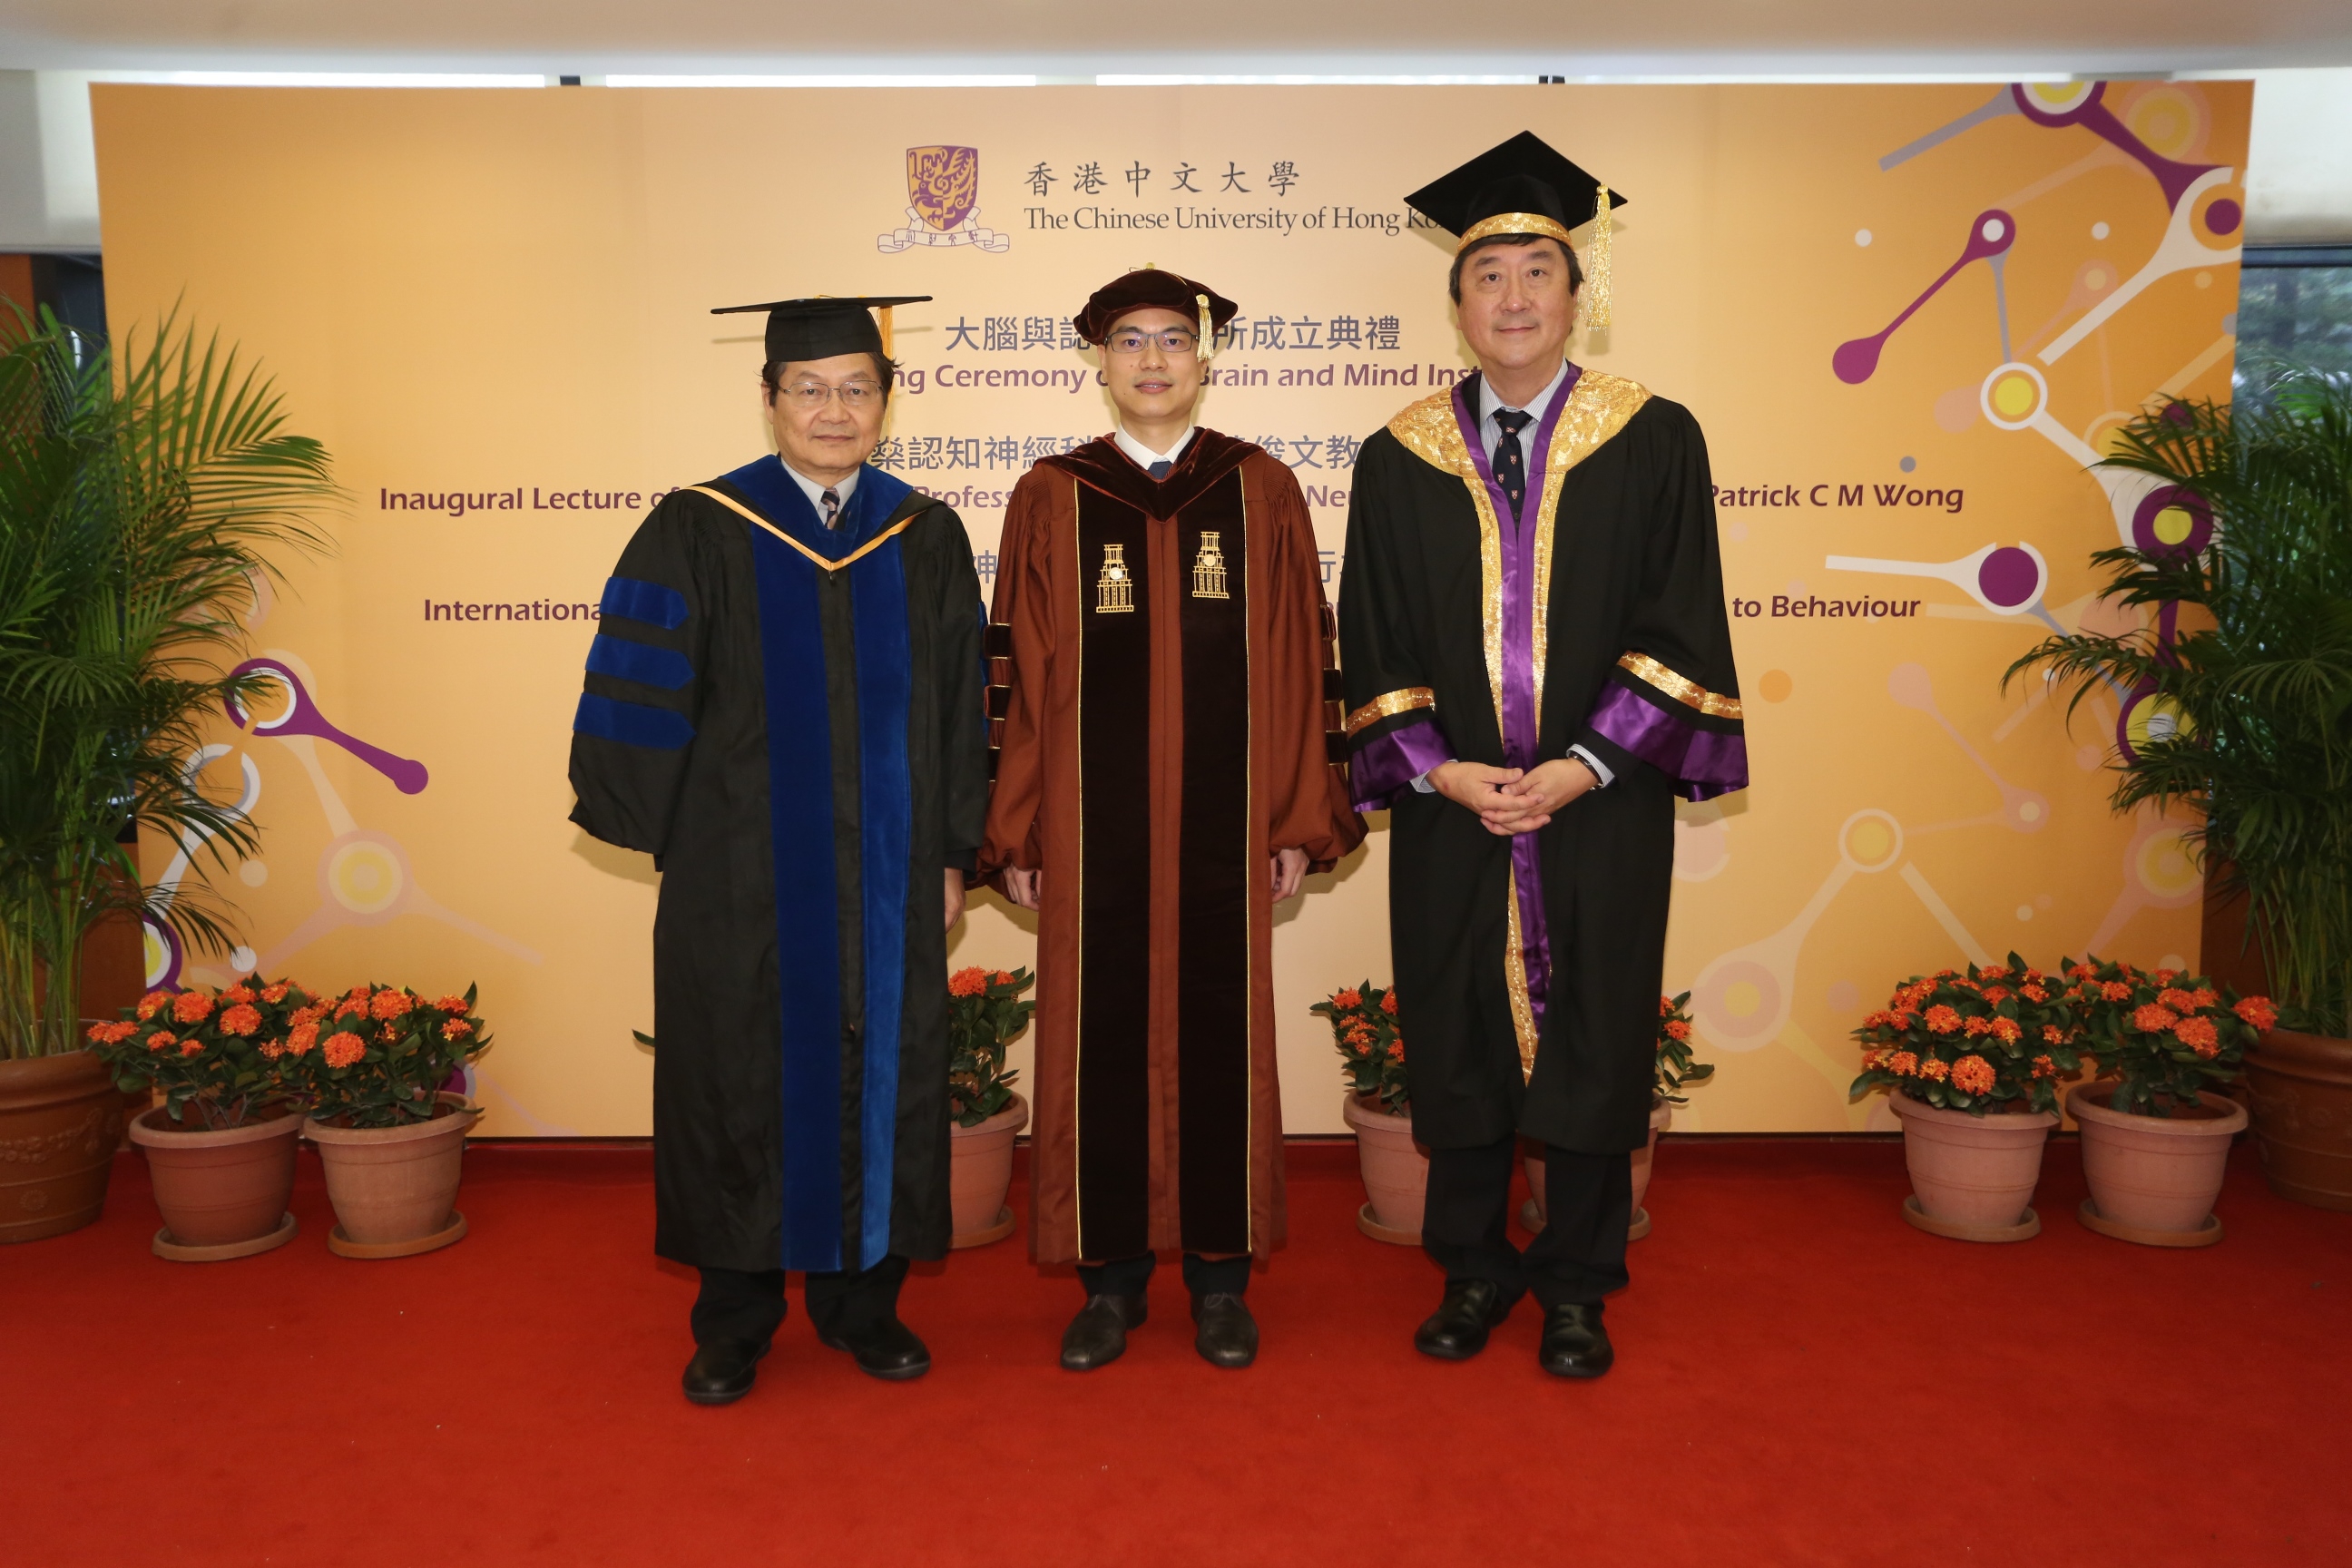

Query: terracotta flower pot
[
  {"left": 1524, "top": 1095, "right": 1671, "bottom": 1237},
  {"left": 0, "top": 1049, "right": 124, "bottom": 1244},
  {"left": 130, "top": 1104, "right": 303, "bottom": 1257},
  {"left": 1890, "top": 1093, "right": 2057, "bottom": 1241},
  {"left": 2243, "top": 1027, "right": 2352, "bottom": 1212},
  {"left": 306, "top": 1093, "right": 479, "bottom": 1258},
  {"left": 1343, "top": 1093, "right": 1427, "bottom": 1243},
  {"left": 949, "top": 1092, "right": 1027, "bottom": 1249},
  {"left": 2068, "top": 1082, "right": 2244, "bottom": 1245}
]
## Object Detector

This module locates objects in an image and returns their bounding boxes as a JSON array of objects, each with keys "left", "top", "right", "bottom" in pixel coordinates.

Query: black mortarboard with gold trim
[
  {"left": 1404, "top": 132, "right": 1624, "bottom": 329},
  {"left": 711, "top": 295, "right": 931, "bottom": 364}
]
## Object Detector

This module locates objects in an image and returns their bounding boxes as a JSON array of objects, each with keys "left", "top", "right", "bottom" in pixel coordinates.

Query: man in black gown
[
  {"left": 1339, "top": 134, "right": 1747, "bottom": 1377},
  {"left": 569, "top": 296, "right": 989, "bottom": 1404}
]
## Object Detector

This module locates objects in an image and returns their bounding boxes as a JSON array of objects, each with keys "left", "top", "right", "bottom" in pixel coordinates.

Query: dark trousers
[
  {"left": 1077, "top": 1251, "right": 1251, "bottom": 1300},
  {"left": 691, "top": 1254, "right": 910, "bottom": 1349},
  {"left": 1423, "top": 1136, "right": 1630, "bottom": 1309}
]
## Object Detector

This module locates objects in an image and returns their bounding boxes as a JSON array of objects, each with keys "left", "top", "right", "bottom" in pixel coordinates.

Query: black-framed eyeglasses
[{"left": 1106, "top": 328, "right": 1199, "bottom": 355}]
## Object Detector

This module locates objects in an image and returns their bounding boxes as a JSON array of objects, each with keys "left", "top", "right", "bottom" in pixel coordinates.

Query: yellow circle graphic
[
  {"left": 1990, "top": 373, "right": 2039, "bottom": 418},
  {"left": 328, "top": 839, "right": 405, "bottom": 916},
  {"left": 2122, "top": 87, "right": 2203, "bottom": 158},
  {"left": 2153, "top": 506, "right": 2195, "bottom": 545},
  {"left": 2124, "top": 692, "right": 2195, "bottom": 751},
  {"left": 2136, "top": 830, "right": 2200, "bottom": 899}
]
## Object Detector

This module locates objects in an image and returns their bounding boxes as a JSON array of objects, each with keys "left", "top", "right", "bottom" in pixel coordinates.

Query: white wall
[{"left": 2, "top": 66, "right": 2347, "bottom": 252}]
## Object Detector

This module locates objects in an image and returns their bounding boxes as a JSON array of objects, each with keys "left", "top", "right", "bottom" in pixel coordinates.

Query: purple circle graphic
[
  {"left": 2204, "top": 198, "right": 2242, "bottom": 237},
  {"left": 1977, "top": 547, "right": 2041, "bottom": 609},
  {"left": 2133, "top": 485, "right": 2214, "bottom": 557}
]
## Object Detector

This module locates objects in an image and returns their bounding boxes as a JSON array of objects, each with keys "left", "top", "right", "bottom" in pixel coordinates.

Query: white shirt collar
[
  {"left": 1112, "top": 425, "right": 1196, "bottom": 472},
  {"left": 1474, "top": 361, "right": 1573, "bottom": 456},
  {"left": 779, "top": 457, "right": 858, "bottom": 514}
]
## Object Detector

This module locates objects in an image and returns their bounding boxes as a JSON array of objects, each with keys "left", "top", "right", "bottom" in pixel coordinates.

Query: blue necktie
[
  {"left": 1148, "top": 460, "right": 1171, "bottom": 480},
  {"left": 1493, "top": 408, "right": 1532, "bottom": 522}
]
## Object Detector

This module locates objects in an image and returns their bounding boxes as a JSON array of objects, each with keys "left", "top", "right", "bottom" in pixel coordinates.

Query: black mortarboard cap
[
  {"left": 1404, "top": 132, "right": 1625, "bottom": 328},
  {"left": 710, "top": 295, "right": 932, "bottom": 364},
  {"left": 1403, "top": 131, "right": 1624, "bottom": 244}
]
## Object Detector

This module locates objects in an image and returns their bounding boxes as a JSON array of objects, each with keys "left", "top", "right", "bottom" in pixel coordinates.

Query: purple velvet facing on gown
[
  {"left": 1448, "top": 369, "right": 1580, "bottom": 1032},
  {"left": 1585, "top": 681, "right": 1751, "bottom": 801},
  {"left": 1349, "top": 717, "right": 1453, "bottom": 812}
]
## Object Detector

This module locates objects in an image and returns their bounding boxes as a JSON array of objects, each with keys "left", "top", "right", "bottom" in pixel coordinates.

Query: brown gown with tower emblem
[{"left": 982, "top": 429, "right": 1363, "bottom": 1265}]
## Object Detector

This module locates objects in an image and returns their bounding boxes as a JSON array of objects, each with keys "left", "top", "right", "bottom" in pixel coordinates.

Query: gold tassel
[
  {"left": 1196, "top": 291, "right": 1215, "bottom": 360},
  {"left": 878, "top": 305, "right": 896, "bottom": 359},
  {"left": 1583, "top": 185, "right": 1613, "bottom": 334}
]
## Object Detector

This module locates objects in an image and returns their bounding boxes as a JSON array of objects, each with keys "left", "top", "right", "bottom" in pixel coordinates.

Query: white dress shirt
[
  {"left": 1411, "top": 360, "right": 1614, "bottom": 793},
  {"left": 779, "top": 457, "right": 858, "bottom": 519},
  {"left": 1113, "top": 425, "right": 1197, "bottom": 472}
]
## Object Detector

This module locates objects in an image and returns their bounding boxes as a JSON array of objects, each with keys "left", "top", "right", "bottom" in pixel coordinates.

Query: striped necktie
[{"left": 820, "top": 486, "right": 841, "bottom": 529}]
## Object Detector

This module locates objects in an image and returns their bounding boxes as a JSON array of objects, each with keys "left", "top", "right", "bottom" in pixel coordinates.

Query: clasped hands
[
  {"left": 1002, "top": 848, "right": 1310, "bottom": 912},
  {"left": 1430, "top": 757, "right": 1598, "bottom": 837}
]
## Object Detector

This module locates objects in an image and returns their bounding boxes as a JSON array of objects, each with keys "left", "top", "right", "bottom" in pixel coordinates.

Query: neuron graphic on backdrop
[
  {"left": 1685, "top": 83, "right": 2233, "bottom": 1120},
  {"left": 142, "top": 583, "right": 547, "bottom": 1117}
]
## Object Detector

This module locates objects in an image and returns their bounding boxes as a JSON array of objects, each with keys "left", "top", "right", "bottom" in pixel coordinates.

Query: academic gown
[
  {"left": 1338, "top": 368, "right": 1747, "bottom": 1156},
  {"left": 568, "top": 456, "right": 989, "bottom": 1275},
  {"left": 981, "top": 430, "right": 1363, "bottom": 1264}
]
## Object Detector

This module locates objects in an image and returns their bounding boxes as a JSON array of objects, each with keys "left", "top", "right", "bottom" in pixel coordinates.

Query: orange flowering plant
[
  {"left": 1848, "top": 954, "right": 2082, "bottom": 1116},
  {"left": 1655, "top": 991, "right": 1714, "bottom": 1103},
  {"left": 948, "top": 965, "right": 1034, "bottom": 1127},
  {"left": 1314, "top": 981, "right": 1406, "bottom": 1112},
  {"left": 291, "top": 983, "right": 491, "bottom": 1129},
  {"left": 2062, "top": 956, "right": 2272, "bottom": 1116},
  {"left": 84, "top": 978, "right": 319, "bottom": 1129}
]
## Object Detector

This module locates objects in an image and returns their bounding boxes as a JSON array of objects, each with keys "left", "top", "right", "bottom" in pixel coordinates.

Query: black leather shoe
[
  {"left": 681, "top": 1338, "right": 769, "bottom": 1406},
  {"left": 1190, "top": 1292, "right": 1259, "bottom": 1369},
  {"left": 1414, "top": 1279, "right": 1515, "bottom": 1360},
  {"left": 817, "top": 1316, "right": 932, "bottom": 1381},
  {"left": 1538, "top": 1302, "right": 1614, "bottom": 1378},
  {"left": 1060, "top": 1293, "right": 1148, "bottom": 1371}
]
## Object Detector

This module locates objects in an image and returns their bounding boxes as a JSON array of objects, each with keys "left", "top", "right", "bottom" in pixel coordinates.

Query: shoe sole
[
  {"left": 1414, "top": 1335, "right": 1488, "bottom": 1361},
  {"left": 1541, "top": 1357, "right": 1612, "bottom": 1379},
  {"left": 816, "top": 1334, "right": 931, "bottom": 1380}
]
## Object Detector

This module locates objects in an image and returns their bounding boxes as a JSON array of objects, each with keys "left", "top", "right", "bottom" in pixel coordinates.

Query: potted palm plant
[
  {"left": 1849, "top": 957, "right": 2081, "bottom": 1240},
  {"left": 1524, "top": 991, "right": 1715, "bottom": 1239},
  {"left": 85, "top": 977, "right": 318, "bottom": 1259},
  {"left": 0, "top": 307, "right": 333, "bottom": 1243},
  {"left": 946, "top": 965, "right": 1033, "bottom": 1248},
  {"left": 2007, "top": 373, "right": 2352, "bottom": 1211},
  {"left": 1313, "top": 981, "right": 1422, "bottom": 1243},
  {"left": 296, "top": 985, "right": 491, "bottom": 1258},
  {"left": 2062, "top": 956, "right": 2269, "bottom": 1246}
]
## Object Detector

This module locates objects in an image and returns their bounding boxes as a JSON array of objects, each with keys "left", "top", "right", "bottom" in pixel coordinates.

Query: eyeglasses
[
  {"left": 777, "top": 379, "right": 884, "bottom": 409},
  {"left": 1105, "top": 328, "right": 1200, "bottom": 355}
]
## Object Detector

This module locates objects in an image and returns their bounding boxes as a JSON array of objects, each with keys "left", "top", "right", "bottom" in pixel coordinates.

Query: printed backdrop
[{"left": 92, "top": 80, "right": 2247, "bottom": 1135}]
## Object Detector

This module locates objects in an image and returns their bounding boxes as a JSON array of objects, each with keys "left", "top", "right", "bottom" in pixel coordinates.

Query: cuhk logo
[{"left": 880, "top": 146, "right": 1011, "bottom": 253}]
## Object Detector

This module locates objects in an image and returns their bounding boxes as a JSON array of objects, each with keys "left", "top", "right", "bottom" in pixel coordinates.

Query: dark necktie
[
  {"left": 1493, "top": 408, "right": 1532, "bottom": 521},
  {"left": 820, "top": 487, "right": 841, "bottom": 529},
  {"left": 1148, "top": 460, "right": 1171, "bottom": 480}
]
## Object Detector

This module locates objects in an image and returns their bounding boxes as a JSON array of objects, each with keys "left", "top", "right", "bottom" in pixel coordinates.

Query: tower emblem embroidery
[
  {"left": 878, "top": 146, "right": 1012, "bottom": 253},
  {"left": 1191, "top": 532, "right": 1230, "bottom": 599},
  {"left": 1094, "top": 543, "right": 1135, "bottom": 613}
]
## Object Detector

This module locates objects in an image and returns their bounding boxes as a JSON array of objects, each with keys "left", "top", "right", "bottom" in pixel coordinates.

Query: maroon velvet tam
[{"left": 1072, "top": 269, "right": 1239, "bottom": 346}]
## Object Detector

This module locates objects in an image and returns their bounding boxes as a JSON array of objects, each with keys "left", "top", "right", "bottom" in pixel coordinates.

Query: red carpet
[{"left": 7, "top": 1136, "right": 2347, "bottom": 1566}]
